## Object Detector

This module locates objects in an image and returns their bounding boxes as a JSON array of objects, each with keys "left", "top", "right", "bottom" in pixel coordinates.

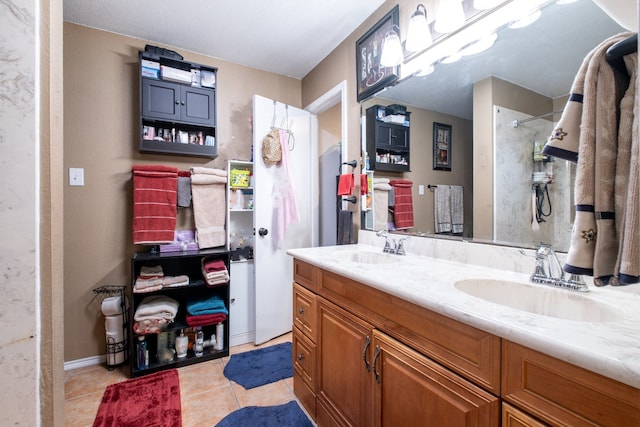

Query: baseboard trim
[{"left": 64, "top": 355, "right": 105, "bottom": 371}]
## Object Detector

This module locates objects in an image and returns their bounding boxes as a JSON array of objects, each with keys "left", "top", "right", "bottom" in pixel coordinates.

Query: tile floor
[{"left": 64, "top": 332, "right": 313, "bottom": 427}]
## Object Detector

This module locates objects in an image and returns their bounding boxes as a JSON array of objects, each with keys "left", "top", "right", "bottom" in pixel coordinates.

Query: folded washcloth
[
  {"left": 186, "top": 313, "right": 227, "bottom": 327},
  {"left": 186, "top": 294, "right": 228, "bottom": 316},
  {"left": 203, "top": 259, "right": 227, "bottom": 272},
  {"left": 139, "top": 265, "right": 163, "bottom": 277},
  {"left": 134, "top": 276, "right": 164, "bottom": 290},
  {"left": 134, "top": 295, "right": 179, "bottom": 321},
  {"left": 161, "top": 275, "right": 190, "bottom": 288}
]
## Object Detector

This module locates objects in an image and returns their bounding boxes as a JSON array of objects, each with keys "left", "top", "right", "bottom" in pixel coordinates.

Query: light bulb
[
  {"left": 435, "top": 0, "right": 465, "bottom": 33},
  {"left": 380, "top": 31, "right": 404, "bottom": 67},
  {"left": 406, "top": 4, "right": 433, "bottom": 53}
]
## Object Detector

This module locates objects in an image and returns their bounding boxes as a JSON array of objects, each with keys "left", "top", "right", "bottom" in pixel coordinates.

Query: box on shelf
[
  {"left": 230, "top": 169, "right": 251, "bottom": 187},
  {"left": 160, "top": 65, "right": 192, "bottom": 84},
  {"left": 201, "top": 70, "right": 216, "bottom": 88},
  {"left": 141, "top": 59, "right": 160, "bottom": 79}
]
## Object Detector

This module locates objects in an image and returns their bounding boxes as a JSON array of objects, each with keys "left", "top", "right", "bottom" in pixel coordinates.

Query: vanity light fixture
[
  {"left": 473, "top": 0, "right": 505, "bottom": 10},
  {"left": 405, "top": 4, "right": 433, "bottom": 53},
  {"left": 380, "top": 26, "right": 404, "bottom": 67},
  {"left": 508, "top": 8, "right": 542, "bottom": 29},
  {"left": 435, "top": 0, "right": 466, "bottom": 34}
]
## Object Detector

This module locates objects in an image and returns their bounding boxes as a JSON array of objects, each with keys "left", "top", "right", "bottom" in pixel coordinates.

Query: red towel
[
  {"left": 360, "top": 174, "right": 369, "bottom": 195},
  {"left": 186, "top": 313, "right": 227, "bottom": 327},
  {"left": 390, "top": 180, "right": 414, "bottom": 229},
  {"left": 132, "top": 165, "right": 178, "bottom": 244},
  {"left": 203, "top": 259, "right": 226, "bottom": 273},
  {"left": 337, "top": 174, "right": 354, "bottom": 196}
]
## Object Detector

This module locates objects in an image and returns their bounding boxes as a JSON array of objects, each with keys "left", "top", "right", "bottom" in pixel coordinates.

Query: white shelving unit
[
  {"left": 361, "top": 170, "right": 374, "bottom": 230},
  {"left": 227, "top": 160, "right": 255, "bottom": 346}
]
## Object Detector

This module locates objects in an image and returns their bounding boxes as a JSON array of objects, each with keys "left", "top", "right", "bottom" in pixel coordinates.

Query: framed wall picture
[
  {"left": 433, "top": 122, "right": 452, "bottom": 171},
  {"left": 355, "top": 5, "right": 400, "bottom": 102}
]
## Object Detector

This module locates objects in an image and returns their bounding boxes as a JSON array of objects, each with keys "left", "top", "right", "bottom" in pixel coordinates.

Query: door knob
[{"left": 258, "top": 228, "right": 269, "bottom": 236}]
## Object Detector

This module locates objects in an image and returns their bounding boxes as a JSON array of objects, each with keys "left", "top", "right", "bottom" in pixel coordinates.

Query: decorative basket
[{"left": 230, "top": 169, "right": 251, "bottom": 187}]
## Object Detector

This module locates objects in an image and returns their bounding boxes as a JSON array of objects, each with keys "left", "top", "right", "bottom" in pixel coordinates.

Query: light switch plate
[
  {"left": 418, "top": 184, "right": 424, "bottom": 195},
  {"left": 69, "top": 168, "right": 84, "bottom": 186}
]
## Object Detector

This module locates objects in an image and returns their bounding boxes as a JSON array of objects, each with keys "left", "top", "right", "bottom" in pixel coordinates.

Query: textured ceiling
[{"left": 63, "top": 0, "right": 386, "bottom": 79}]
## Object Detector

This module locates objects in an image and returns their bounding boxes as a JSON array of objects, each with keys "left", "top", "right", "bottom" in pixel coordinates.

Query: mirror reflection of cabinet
[{"left": 366, "top": 105, "right": 410, "bottom": 172}]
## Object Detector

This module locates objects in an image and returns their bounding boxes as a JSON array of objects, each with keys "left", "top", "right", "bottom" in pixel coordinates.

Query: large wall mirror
[{"left": 360, "top": 0, "right": 627, "bottom": 251}]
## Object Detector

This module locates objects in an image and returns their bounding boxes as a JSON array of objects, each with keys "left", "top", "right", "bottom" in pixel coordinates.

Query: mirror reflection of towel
[{"left": 434, "top": 185, "right": 452, "bottom": 233}]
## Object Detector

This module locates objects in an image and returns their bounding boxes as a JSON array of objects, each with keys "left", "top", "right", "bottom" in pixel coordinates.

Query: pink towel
[{"left": 132, "top": 165, "right": 178, "bottom": 244}]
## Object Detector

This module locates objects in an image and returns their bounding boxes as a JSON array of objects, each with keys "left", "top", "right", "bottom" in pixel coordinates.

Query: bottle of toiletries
[
  {"left": 137, "top": 336, "right": 147, "bottom": 370},
  {"left": 175, "top": 329, "right": 188, "bottom": 358},
  {"left": 215, "top": 323, "right": 224, "bottom": 350},
  {"left": 195, "top": 327, "right": 204, "bottom": 357},
  {"left": 234, "top": 189, "right": 245, "bottom": 209}
]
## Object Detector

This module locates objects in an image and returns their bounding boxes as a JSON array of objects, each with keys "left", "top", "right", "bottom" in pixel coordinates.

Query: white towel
[
  {"left": 434, "top": 185, "right": 452, "bottom": 233},
  {"left": 190, "top": 167, "right": 227, "bottom": 249},
  {"left": 134, "top": 295, "right": 179, "bottom": 321},
  {"left": 450, "top": 185, "right": 464, "bottom": 234},
  {"left": 374, "top": 186, "right": 390, "bottom": 231}
]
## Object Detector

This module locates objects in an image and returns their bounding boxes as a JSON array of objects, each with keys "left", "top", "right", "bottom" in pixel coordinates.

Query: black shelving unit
[{"left": 129, "top": 248, "right": 230, "bottom": 378}]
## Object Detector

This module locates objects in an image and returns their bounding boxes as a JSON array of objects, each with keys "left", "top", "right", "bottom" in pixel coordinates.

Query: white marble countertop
[{"left": 288, "top": 243, "right": 640, "bottom": 390}]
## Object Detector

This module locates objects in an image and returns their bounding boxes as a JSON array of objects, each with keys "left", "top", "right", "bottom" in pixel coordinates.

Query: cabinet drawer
[
  {"left": 293, "top": 326, "right": 317, "bottom": 391},
  {"left": 502, "top": 402, "right": 548, "bottom": 427},
  {"left": 294, "top": 282, "right": 317, "bottom": 340},
  {"left": 294, "top": 259, "right": 318, "bottom": 292},
  {"left": 319, "top": 269, "right": 501, "bottom": 395},
  {"left": 502, "top": 341, "right": 640, "bottom": 426},
  {"left": 294, "top": 372, "right": 316, "bottom": 420}
]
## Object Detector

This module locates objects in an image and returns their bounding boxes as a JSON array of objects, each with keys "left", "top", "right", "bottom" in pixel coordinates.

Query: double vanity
[{"left": 288, "top": 231, "right": 640, "bottom": 426}]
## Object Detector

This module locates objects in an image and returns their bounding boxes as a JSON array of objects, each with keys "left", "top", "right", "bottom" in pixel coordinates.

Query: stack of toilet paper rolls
[{"left": 101, "top": 295, "right": 128, "bottom": 366}]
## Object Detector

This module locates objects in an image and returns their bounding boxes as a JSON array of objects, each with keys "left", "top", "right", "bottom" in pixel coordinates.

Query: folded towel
[
  {"left": 373, "top": 178, "right": 389, "bottom": 184},
  {"left": 133, "top": 318, "right": 169, "bottom": 335},
  {"left": 203, "top": 259, "right": 226, "bottom": 273},
  {"left": 190, "top": 167, "right": 227, "bottom": 249},
  {"left": 139, "top": 265, "right": 163, "bottom": 277},
  {"left": 185, "top": 313, "right": 227, "bottom": 327},
  {"left": 134, "top": 295, "right": 179, "bottom": 321},
  {"left": 134, "top": 277, "right": 164, "bottom": 290},
  {"left": 186, "top": 294, "right": 228, "bottom": 316},
  {"left": 337, "top": 174, "right": 354, "bottom": 196},
  {"left": 374, "top": 185, "right": 390, "bottom": 231},
  {"left": 161, "top": 275, "right": 190, "bottom": 288},
  {"left": 177, "top": 171, "right": 192, "bottom": 208},
  {"left": 132, "top": 165, "right": 178, "bottom": 244},
  {"left": 337, "top": 210, "right": 353, "bottom": 245}
]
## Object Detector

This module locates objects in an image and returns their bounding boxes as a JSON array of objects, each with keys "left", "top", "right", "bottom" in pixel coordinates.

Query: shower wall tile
[{"left": 0, "top": 1, "right": 38, "bottom": 425}]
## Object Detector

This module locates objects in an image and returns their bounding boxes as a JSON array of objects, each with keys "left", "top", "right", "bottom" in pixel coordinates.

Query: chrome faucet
[
  {"left": 376, "top": 230, "right": 408, "bottom": 255},
  {"left": 529, "top": 244, "right": 589, "bottom": 292}
]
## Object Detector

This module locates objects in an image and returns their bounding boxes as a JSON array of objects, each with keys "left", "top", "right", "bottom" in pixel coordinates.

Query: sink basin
[
  {"left": 455, "top": 279, "right": 624, "bottom": 322},
  {"left": 344, "top": 251, "right": 397, "bottom": 264}
]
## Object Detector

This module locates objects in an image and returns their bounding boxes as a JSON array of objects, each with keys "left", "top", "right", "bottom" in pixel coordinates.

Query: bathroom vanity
[{"left": 289, "top": 237, "right": 640, "bottom": 426}]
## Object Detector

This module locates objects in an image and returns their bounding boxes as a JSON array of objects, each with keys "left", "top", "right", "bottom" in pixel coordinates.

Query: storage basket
[{"left": 230, "top": 169, "right": 251, "bottom": 187}]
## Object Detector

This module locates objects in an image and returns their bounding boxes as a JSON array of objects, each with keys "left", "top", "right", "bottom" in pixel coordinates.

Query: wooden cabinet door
[
  {"left": 389, "top": 125, "right": 408, "bottom": 150},
  {"left": 317, "top": 298, "right": 374, "bottom": 427},
  {"left": 371, "top": 330, "right": 500, "bottom": 427}
]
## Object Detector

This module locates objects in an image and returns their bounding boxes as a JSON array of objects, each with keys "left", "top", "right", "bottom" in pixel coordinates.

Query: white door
[{"left": 252, "top": 94, "right": 316, "bottom": 344}]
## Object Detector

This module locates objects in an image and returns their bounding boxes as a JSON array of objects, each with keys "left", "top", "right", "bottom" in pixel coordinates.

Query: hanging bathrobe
[{"left": 271, "top": 129, "right": 299, "bottom": 249}]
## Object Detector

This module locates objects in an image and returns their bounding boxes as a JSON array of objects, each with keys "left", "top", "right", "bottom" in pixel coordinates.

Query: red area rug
[{"left": 93, "top": 369, "right": 182, "bottom": 427}]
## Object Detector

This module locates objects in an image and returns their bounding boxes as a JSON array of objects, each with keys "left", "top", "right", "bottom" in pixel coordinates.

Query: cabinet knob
[
  {"left": 181, "top": 101, "right": 185, "bottom": 106},
  {"left": 258, "top": 228, "right": 269, "bottom": 236},
  {"left": 298, "top": 307, "right": 305, "bottom": 315},
  {"left": 297, "top": 354, "right": 304, "bottom": 361}
]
